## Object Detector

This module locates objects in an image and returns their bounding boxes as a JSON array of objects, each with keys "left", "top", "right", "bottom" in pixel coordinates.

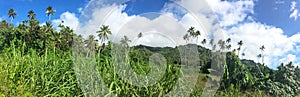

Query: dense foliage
[{"left": 1, "top": 8, "right": 300, "bottom": 97}]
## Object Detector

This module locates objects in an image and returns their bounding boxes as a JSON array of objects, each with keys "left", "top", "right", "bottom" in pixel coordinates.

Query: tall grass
[
  {"left": 0, "top": 46, "right": 83, "bottom": 96},
  {"left": 0, "top": 44, "right": 268, "bottom": 96}
]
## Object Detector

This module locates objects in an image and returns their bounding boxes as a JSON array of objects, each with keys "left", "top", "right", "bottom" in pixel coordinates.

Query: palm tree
[
  {"left": 184, "top": 26, "right": 201, "bottom": 44},
  {"left": 188, "top": 27, "right": 200, "bottom": 43},
  {"left": 8, "top": 8, "right": 17, "bottom": 23},
  {"left": 74, "top": 35, "right": 85, "bottom": 51},
  {"left": 58, "top": 24, "right": 74, "bottom": 50},
  {"left": 212, "top": 44, "right": 217, "bottom": 51},
  {"left": 224, "top": 38, "right": 232, "bottom": 51},
  {"left": 96, "top": 25, "right": 112, "bottom": 53},
  {"left": 260, "top": 45, "right": 265, "bottom": 64},
  {"left": 44, "top": 21, "right": 57, "bottom": 42},
  {"left": 97, "top": 25, "right": 112, "bottom": 44},
  {"left": 84, "top": 35, "right": 97, "bottom": 57},
  {"left": 187, "top": 27, "right": 195, "bottom": 36},
  {"left": 183, "top": 34, "right": 189, "bottom": 43},
  {"left": 209, "top": 39, "right": 214, "bottom": 47},
  {"left": 184, "top": 27, "right": 193, "bottom": 43},
  {"left": 233, "top": 49, "right": 236, "bottom": 53},
  {"left": 201, "top": 39, "right": 206, "bottom": 46},
  {"left": 226, "top": 38, "right": 231, "bottom": 44},
  {"left": 28, "top": 10, "right": 36, "bottom": 20},
  {"left": 257, "top": 54, "right": 262, "bottom": 63},
  {"left": 138, "top": 32, "right": 143, "bottom": 38},
  {"left": 242, "top": 52, "right": 245, "bottom": 59},
  {"left": 0, "top": 20, "right": 8, "bottom": 28},
  {"left": 120, "top": 36, "right": 131, "bottom": 47},
  {"left": 237, "top": 40, "right": 243, "bottom": 56},
  {"left": 217, "top": 40, "right": 225, "bottom": 51},
  {"left": 46, "top": 6, "right": 55, "bottom": 21},
  {"left": 194, "top": 30, "right": 201, "bottom": 43},
  {"left": 226, "top": 44, "right": 231, "bottom": 50},
  {"left": 39, "top": 20, "right": 52, "bottom": 50},
  {"left": 85, "top": 35, "right": 97, "bottom": 50}
]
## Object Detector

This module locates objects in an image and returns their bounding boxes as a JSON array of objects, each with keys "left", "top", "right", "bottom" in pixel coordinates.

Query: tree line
[{"left": 2, "top": 6, "right": 300, "bottom": 97}]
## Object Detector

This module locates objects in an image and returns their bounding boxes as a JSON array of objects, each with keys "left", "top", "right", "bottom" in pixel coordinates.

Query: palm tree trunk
[
  {"left": 262, "top": 52, "right": 264, "bottom": 65},
  {"left": 10, "top": 18, "right": 13, "bottom": 24},
  {"left": 86, "top": 51, "right": 88, "bottom": 57},
  {"left": 49, "top": 15, "right": 51, "bottom": 21}
]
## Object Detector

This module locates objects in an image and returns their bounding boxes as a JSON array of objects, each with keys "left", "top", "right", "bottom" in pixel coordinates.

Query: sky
[{"left": 1, "top": 0, "right": 300, "bottom": 69}]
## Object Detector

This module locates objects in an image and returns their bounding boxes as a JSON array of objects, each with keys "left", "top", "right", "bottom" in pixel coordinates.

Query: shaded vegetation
[{"left": 1, "top": 7, "right": 300, "bottom": 97}]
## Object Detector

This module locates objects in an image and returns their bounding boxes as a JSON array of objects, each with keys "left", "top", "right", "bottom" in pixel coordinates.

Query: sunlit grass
[
  {"left": 0, "top": 45, "right": 269, "bottom": 97},
  {"left": 0, "top": 48, "right": 83, "bottom": 96}
]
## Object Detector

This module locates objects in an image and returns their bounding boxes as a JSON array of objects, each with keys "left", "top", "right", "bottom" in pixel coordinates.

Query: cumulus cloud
[
  {"left": 76, "top": 0, "right": 219, "bottom": 47},
  {"left": 77, "top": 0, "right": 255, "bottom": 46},
  {"left": 52, "top": 12, "right": 79, "bottom": 30},
  {"left": 290, "top": 9, "right": 300, "bottom": 20},
  {"left": 172, "top": 0, "right": 255, "bottom": 44},
  {"left": 280, "top": 54, "right": 296, "bottom": 64},
  {"left": 291, "top": 1, "right": 297, "bottom": 11},
  {"left": 289, "top": 1, "right": 300, "bottom": 20},
  {"left": 171, "top": 0, "right": 230, "bottom": 43},
  {"left": 76, "top": 4, "right": 134, "bottom": 40},
  {"left": 227, "top": 22, "right": 300, "bottom": 67},
  {"left": 76, "top": 0, "right": 252, "bottom": 51},
  {"left": 206, "top": 0, "right": 254, "bottom": 27},
  {"left": 76, "top": 4, "right": 197, "bottom": 46},
  {"left": 115, "top": 13, "right": 186, "bottom": 47},
  {"left": 75, "top": 0, "right": 300, "bottom": 68}
]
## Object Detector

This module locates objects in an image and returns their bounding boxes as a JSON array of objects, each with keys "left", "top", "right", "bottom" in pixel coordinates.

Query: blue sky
[
  {"left": 0, "top": 0, "right": 87, "bottom": 23},
  {"left": 123, "top": 0, "right": 171, "bottom": 15},
  {"left": 1, "top": 0, "right": 298, "bottom": 35},
  {"left": 252, "top": 0, "right": 300, "bottom": 37},
  {"left": 1, "top": 0, "right": 300, "bottom": 68}
]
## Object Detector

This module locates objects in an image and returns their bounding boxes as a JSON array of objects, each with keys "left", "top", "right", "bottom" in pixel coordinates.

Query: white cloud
[
  {"left": 280, "top": 54, "right": 296, "bottom": 64},
  {"left": 171, "top": 0, "right": 233, "bottom": 43},
  {"left": 78, "top": 7, "right": 83, "bottom": 13},
  {"left": 227, "top": 22, "right": 300, "bottom": 67},
  {"left": 76, "top": 0, "right": 253, "bottom": 49},
  {"left": 115, "top": 14, "right": 185, "bottom": 46},
  {"left": 291, "top": 1, "right": 297, "bottom": 11},
  {"left": 76, "top": 1, "right": 219, "bottom": 47},
  {"left": 76, "top": 4, "right": 192, "bottom": 47},
  {"left": 76, "top": 0, "right": 300, "bottom": 68},
  {"left": 206, "top": 0, "right": 254, "bottom": 27},
  {"left": 172, "top": 0, "right": 255, "bottom": 44},
  {"left": 52, "top": 12, "right": 79, "bottom": 30},
  {"left": 76, "top": 4, "right": 134, "bottom": 40},
  {"left": 289, "top": 1, "right": 300, "bottom": 20},
  {"left": 76, "top": 0, "right": 255, "bottom": 46},
  {"left": 275, "top": 0, "right": 285, "bottom": 4},
  {"left": 290, "top": 9, "right": 300, "bottom": 20}
]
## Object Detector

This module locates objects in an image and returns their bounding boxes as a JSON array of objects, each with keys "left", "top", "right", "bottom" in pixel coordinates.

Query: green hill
[{"left": 1, "top": 18, "right": 300, "bottom": 96}]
